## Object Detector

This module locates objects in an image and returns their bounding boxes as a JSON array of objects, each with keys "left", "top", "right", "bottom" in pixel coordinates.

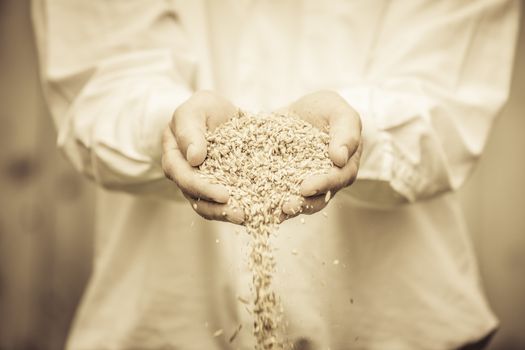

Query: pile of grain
[{"left": 198, "top": 111, "right": 333, "bottom": 349}]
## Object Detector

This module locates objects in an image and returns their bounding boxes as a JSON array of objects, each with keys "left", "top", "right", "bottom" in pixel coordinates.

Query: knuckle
[
  {"left": 346, "top": 136, "right": 360, "bottom": 154},
  {"left": 336, "top": 173, "right": 349, "bottom": 189},
  {"left": 198, "top": 210, "right": 214, "bottom": 221},
  {"left": 344, "top": 166, "right": 358, "bottom": 187},
  {"left": 161, "top": 127, "right": 171, "bottom": 145},
  {"left": 161, "top": 158, "right": 174, "bottom": 181},
  {"left": 192, "top": 203, "right": 213, "bottom": 220},
  {"left": 209, "top": 209, "right": 226, "bottom": 222},
  {"left": 173, "top": 104, "right": 186, "bottom": 123},
  {"left": 347, "top": 135, "right": 359, "bottom": 147},
  {"left": 349, "top": 165, "right": 359, "bottom": 185}
]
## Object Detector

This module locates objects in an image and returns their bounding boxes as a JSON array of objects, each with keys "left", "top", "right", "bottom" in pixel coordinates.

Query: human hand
[
  {"left": 161, "top": 90, "right": 244, "bottom": 224},
  {"left": 281, "top": 90, "right": 363, "bottom": 218}
]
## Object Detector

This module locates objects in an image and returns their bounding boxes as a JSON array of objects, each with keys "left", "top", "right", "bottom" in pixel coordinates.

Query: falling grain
[
  {"left": 237, "top": 296, "right": 250, "bottom": 305},
  {"left": 229, "top": 324, "right": 243, "bottom": 343},
  {"left": 198, "top": 111, "right": 333, "bottom": 350}
]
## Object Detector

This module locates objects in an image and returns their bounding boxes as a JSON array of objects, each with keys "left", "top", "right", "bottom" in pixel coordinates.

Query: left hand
[{"left": 280, "top": 90, "right": 363, "bottom": 218}]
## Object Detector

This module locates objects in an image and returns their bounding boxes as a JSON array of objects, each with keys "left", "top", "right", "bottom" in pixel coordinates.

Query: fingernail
[
  {"left": 230, "top": 210, "right": 244, "bottom": 225},
  {"left": 214, "top": 187, "right": 230, "bottom": 203},
  {"left": 284, "top": 205, "right": 302, "bottom": 215},
  {"left": 302, "top": 189, "right": 317, "bottom": 197}
]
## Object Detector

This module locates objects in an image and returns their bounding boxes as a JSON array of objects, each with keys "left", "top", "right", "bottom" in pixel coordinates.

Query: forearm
[
  {"left": 337, "top": 0, "right": 520, "bottom": 206},
  {"left": 32, "top": 0, "right": 195, "bottom": 200}
]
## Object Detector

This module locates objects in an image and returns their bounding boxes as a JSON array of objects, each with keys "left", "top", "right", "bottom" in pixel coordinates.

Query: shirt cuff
[
  {"left": 139, "top": 85, "right": 193, "bottom": 168},
  {"left": 338, "top": 86, "right": 420, "bottom": 206}
]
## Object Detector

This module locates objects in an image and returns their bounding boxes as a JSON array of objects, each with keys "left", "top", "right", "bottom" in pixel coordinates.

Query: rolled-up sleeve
[
  {"left": 32, "top": 0, "right": 194, "bottom": 199},
  {"left": 339, "top": 0, "right": 520, "bottom": 206}
]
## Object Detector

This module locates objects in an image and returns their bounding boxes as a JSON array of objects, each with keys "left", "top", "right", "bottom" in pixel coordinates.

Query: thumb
[
  {"left": 329, "top": 110, "right": 361, "bottom": 168},
  {"left": 172, "top": 116, "right": 207, "bottom": 167},
  {"left": 175, "top": 127, "right": 207, "bottom": 166}
]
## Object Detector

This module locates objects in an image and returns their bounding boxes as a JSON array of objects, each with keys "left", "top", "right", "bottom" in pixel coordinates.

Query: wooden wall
[{"left": 0, "top": 1, "right": 523, "bottom": 350}]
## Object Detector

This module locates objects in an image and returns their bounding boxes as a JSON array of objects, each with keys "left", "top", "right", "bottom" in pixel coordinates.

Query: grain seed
[
  {"left": 197, "top": 111, "right": 333, "bottom": 350},
  {"left": 325, "top": 190, "right": 331, "bottom": 203}
]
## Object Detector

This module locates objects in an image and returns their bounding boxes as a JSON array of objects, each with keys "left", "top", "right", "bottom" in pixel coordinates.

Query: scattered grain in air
[
  {"left": 333, "top": 259, "right": 340, "bottom": 265},
  {"left": 291, "top": 249, "right": 298, "bottom": 255},
  {"left": 325, "top": 190, "right": 331, "bottom": 203},
  {"left": 192, "top": 203, "right": 198, "bottom": 210},
  {"left": 197, "top": 111, "right": 333, "bottom": 350},
  {"left": 215, "top": 239, "right": 220, "bottom": 244},
  {"left": 229, "top": 324, "right": 243, "bottom": 343},
  {"left": 300, "top": 217, "right": 305, "bottom": 224},
  {"left": 244, "top": 305, "right": 252, "bottom": 315},
  {"left": 237, "top": 296, "right": 249, "bottom": 305},
  {"left": 213, "top": 329, "right": 224, "bottom": 337},
  {"left": 190, "top": 221, "right": 195, "bottom": 228},
  {"left": 322, "top": 211, "right": 328, "bottom": 218}
]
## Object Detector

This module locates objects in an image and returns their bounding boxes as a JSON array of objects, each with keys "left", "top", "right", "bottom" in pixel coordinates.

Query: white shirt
[{"left": 32, "top": 1, "right": 520, "bottom": 349}]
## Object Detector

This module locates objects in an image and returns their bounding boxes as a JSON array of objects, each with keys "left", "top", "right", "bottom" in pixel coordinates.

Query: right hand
[{"left": 161, "top": 90, "right": 244, "bottom": 225}]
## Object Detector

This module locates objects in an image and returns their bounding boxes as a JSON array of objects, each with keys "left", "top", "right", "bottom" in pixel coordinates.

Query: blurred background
[{"left": 0, "top": 1, "right": 524, "bottom": 350}]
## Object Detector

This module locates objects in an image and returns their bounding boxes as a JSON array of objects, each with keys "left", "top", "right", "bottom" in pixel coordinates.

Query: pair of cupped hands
[{"left": 161, "top": 90, "right": 362, "bottom": 225}]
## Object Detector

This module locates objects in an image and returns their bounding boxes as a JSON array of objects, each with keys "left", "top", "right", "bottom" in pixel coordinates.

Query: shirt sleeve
[
  {"left": 31, "top": 0, "right": 194, "bottom": 200},
  {"left": 338, "top": 0, "right": 520, "bottom": 206}
]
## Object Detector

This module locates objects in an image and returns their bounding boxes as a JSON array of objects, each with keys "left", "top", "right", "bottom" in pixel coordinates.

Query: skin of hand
[
  {"left": 161, "top": 90, "right": 245, "bottom": 224},
  {"left": 280, "top": 90, "right": 363, "bottom": 219},
  {"left": 162, "top": 89, "right": 361, "bottom": 225}
]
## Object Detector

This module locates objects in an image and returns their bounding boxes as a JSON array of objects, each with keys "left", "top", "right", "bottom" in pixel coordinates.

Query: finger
[
  {"left": 301, "top": 141, "right": 362, "bottom": 197},
  {"left": 282, "top": 194, "right": 329, "bottom": 216},
  {"left": 171, "top": 104, "right": 208, "bottom": 167},
  {"left": 185, "top": 193, "right": 244, "bottom": 225},
  {"left": 282, "top": 195, "right": 304, "bottom": 217},
  {"left": 162, "top": 128, "right": 229, "bottom": 203},
  {"left": 301, "top": 195, "right": 330, "bottom": 215},
  {"left": 328, "top": 107, "right": 361, "bottom": 167}
]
